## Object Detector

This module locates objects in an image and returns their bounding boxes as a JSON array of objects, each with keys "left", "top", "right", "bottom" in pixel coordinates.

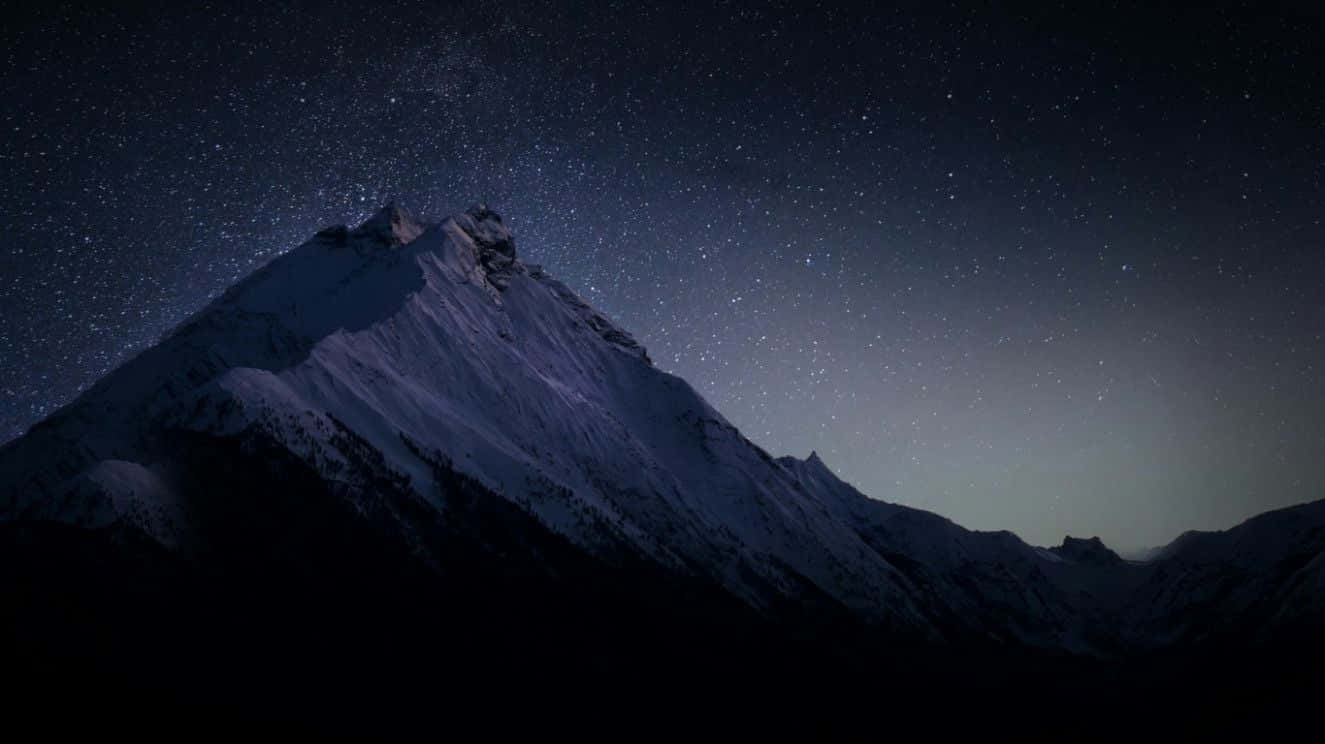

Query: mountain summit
[
  {"left": 349, "top": 201, "right": 427, "bottom": 246},
  {"left": 1051, "top": 535, "right": 1124, "bottom": 566},
  {"left": 2, "top": 203, "right": 1322, "bottom": 734}
]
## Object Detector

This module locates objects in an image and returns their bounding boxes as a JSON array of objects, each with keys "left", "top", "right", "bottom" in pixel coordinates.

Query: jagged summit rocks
[
  {"left": 1050, "top": 535, "right": 1125, "bottom": 566},
  {"left": 308, "top": 202, "right": 519, "bottom": 291},
  {"left": 456, "top": 202, "right": 514, "bottom": 256},
  {"left": 349, "top": 201, "right": 426, "bottom": 246},
  {"left": 313, "top": 202, "right": 426, "bottom": 248},
  {"left": 452, "top": 202, "right": 518, "bottom": 282}
]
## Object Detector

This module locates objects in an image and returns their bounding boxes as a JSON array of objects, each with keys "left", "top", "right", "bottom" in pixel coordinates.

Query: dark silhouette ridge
[{"left": 1051, "top": 535, "right": 1125, "bottom": 566}]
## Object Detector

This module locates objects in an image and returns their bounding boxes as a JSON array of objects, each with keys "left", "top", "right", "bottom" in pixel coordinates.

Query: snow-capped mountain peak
[
  {"left": 1, "top": 202, "right": 1322, "bottom": 664},
  {"left": 348, "top": 201, "right": 427, "bottom": 246}
]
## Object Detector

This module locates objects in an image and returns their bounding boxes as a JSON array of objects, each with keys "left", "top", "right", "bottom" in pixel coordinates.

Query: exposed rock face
[
  {"left": 350, "top": 202, "right": 426, "bottom": 246},
  {"left": 453, "top": 203, "right": 518, "bottom": 284},
  {"left": 1051, "top": 535, "right": 1125, "bottom": 566}
]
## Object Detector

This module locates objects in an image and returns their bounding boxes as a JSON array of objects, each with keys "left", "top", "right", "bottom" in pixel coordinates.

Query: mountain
[
  {"left": 1127, "top": 499, "right": 1325, "bottom": 646},
  {"left": 2, "top": 204, "right": 1322, "bottom": 736},
  {"left": 1050, "top": 535, "right": 1124, "bottom": 566}
]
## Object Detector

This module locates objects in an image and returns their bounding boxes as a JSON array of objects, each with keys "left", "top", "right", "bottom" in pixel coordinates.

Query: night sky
[{"left": 3, "top": 1, "right": 1323, "bottom": 551}]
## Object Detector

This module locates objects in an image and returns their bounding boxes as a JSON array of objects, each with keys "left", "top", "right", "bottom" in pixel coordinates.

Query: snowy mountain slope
[
  {"left": 1, "top": 203, "right": 1322, "bottom": 662},
  {"left": 778, "top": 452, "right": 1151, "bottom": 652},
  {"left": 1, "top": 204, "right": 930, "bottom": 634},
  {"left": 1125, "top": 498, "right": 1325, "bottom": 645}
]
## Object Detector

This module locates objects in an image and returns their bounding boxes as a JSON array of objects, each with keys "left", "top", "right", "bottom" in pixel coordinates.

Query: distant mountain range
[{"left": 2, "top": 204, "right": 1321, "bottom": 736}]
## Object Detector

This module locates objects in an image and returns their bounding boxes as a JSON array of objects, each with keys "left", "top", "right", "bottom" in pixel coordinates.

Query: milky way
[{"left": 3, "top": 1, "right": 1323, "bottom": 550}]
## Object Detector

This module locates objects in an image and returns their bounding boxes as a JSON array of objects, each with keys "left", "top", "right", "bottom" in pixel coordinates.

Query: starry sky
[{"left": 2, "top": 1, "right": 1323, "bottom": 551}]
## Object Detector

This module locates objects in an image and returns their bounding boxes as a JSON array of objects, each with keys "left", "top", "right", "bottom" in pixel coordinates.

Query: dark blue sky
[{"left": 2, "top": 1, "right": 1323, "bottom": 550}]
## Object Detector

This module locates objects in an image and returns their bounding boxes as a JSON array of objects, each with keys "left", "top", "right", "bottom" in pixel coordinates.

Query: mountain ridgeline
[{"left": 2, "top": 205, "right": 1322, "bottom": 736}]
